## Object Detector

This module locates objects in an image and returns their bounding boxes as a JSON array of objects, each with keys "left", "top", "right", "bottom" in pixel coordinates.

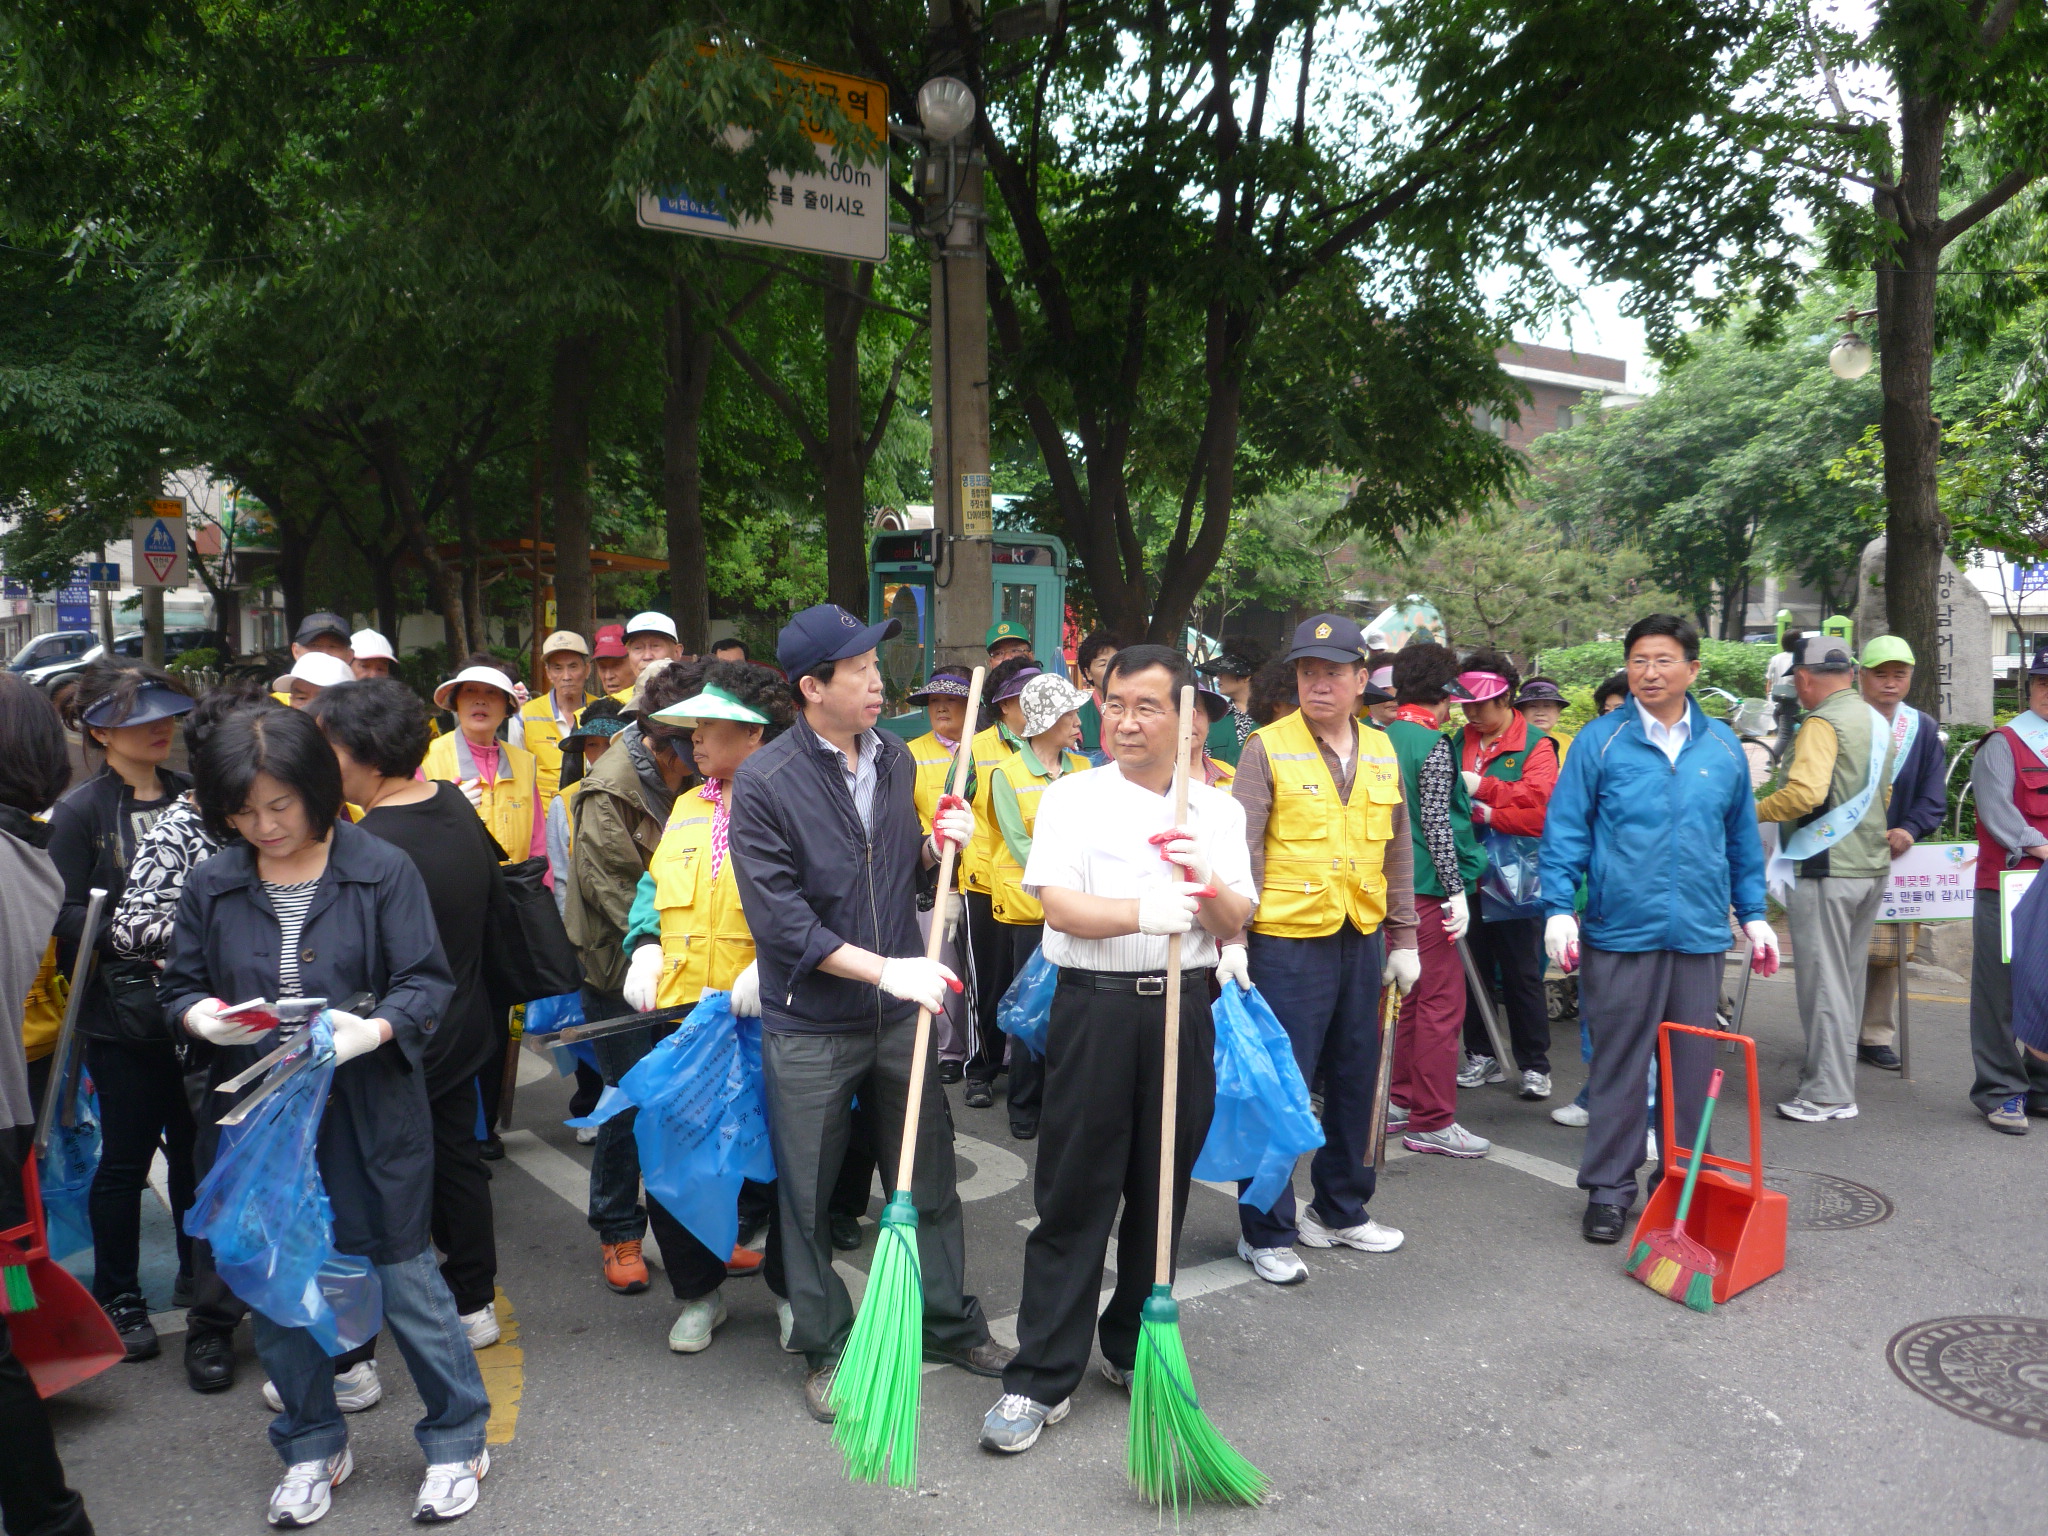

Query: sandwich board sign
[
  {"left": 132, "top": 498, "right": 188, "bottom": 587},
  {"left": 636, "top": 58, "right": 889, "bottom": 263}
]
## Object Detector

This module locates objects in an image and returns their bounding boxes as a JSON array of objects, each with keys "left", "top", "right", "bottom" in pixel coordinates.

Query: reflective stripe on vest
[
  {"left": 906, "top": 731, "right": 956, "bottom": 836},
  {"left": 651, "top": 787, "right": 755, "bottom": 1005},
  {"left": 989, "top": 752, "right": 1090, "bottom": 925},
  {"left": 1250, "top": 711, "right": 1401, "bottom": 938},
  {"left": 423, "top": 732, "right": 537, "bottom": 863},
  {"left": 962, "top": 723, "right": 1012, "bottom": 894},
  {"left": 521, "top": 697, "right": 568, "bottom": 809}
]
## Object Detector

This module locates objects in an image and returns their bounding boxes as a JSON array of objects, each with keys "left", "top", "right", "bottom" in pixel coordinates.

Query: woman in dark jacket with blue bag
[{"left": 160, "top": 708, "right": 490, "bottom": 1529}]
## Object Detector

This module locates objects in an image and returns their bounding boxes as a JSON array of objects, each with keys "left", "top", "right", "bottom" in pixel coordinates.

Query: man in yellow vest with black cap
[{"left": 1227, "top": 613, "right": 1419, "bottom": 1284}]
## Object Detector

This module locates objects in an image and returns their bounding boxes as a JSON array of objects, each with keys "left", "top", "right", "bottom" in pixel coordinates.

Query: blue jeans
[
  {"left": 252, "top": 1249, "right": 489, "bottom": 1466},
  {"left": 583, "top": 986, "right": 674, "bottom": 1243},
  {"left": 1239, "top": 926, "right": 1384, "bottom": 1245}
]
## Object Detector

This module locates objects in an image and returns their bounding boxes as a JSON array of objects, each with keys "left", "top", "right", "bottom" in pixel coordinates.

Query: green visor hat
[{"left": 650, "top": 684, "right": 771, "bottom": 729}]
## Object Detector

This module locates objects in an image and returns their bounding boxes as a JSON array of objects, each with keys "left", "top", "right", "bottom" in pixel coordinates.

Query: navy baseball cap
[
  {"left": 293, "top": 611, "right": 351, "bottom": 647},
  {"left": 777, "top": 603, "right": 901, "bottom": 679},
  {"left": 1283, "top": 613, "right": 1368, "bottom": 665}
]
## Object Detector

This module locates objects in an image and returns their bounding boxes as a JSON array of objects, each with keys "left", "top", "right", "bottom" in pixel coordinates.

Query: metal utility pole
[{"left": 918, "top": 42, "right": 992, "bottom": 672}]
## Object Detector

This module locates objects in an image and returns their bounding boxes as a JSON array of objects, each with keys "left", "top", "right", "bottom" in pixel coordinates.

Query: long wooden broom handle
[
  {"left": 894, "top": 665, "right": 988, "bottom": 1196},
  {"left": 1152, "top": 684, "right": 1196, "bottom": 1288}
]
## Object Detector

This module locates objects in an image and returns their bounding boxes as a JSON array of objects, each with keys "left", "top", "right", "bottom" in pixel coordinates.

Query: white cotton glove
[
  {"left": 878, "top": 956, "right": 963, "bottom": 1014},
  {"left": 1461, "top": 770, "right": 1484, "bottom": 797},
  {"left": 1441, "top": 889, "right": 1471, "bottom": 943},
  {"left": 1386, "top": 947, "right": 1421, "bottom": 994},
  {"left": 1216, "top": 943, "right": 1250, "bottom": 992},
  {"left": 1545, "top": 913, "right": 1580, "bottom": 973},
  {"left": 326, "top": 1009, "right": 384, "bottom": 1066},
  {"left": 1148, "top": 825, "right": 1213, "bottom": 886},
  {"left": 1744, "top": 919, "right": 1782, "bottom": 978},
  {"left": 182, "top": 998, "right": 271, "bottom": 1047},
  {"left": 941, "top": 889, "right": 963, "bottom": 940},
  {"left": 458, "top": 778, "right": 484, "bottom": 812},
  {"left": 624, "top": 942, "right": 663, "bottom": 1011},
  {"left": 931, "top": 793, "right": 974, "bottom": 853},
  {"left": 730, "top": 960, "right": 761, "bottom": 1018},
  {"left": 1136, "top": 882, "right": 1206, "bottom": 936}
]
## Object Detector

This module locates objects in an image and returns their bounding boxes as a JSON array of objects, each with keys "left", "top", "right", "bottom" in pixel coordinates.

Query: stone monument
[{"left": 1857, "top": 535, "right": 1994, "bottom": 725}]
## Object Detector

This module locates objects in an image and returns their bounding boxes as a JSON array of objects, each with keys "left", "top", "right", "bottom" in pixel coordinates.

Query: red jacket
[{"left": 1459, "top": 712, "right": 1558, "bottom": 838}]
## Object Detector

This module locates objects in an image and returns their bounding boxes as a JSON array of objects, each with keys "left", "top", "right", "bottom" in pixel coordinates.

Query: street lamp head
[
  {"left": 918, "top": 76, "right": 976, "bottom": 143},
  {"left": 1829, "top": 331, "right": 1874, "bottom": 381}
]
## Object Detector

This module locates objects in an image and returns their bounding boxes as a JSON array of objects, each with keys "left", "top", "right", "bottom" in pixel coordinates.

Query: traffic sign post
[
  {"left": 635, "top": 59, "right": 890, "bottom": 262},
  {"left": 133, "top": 497, "right": 188, "bottom": 668}
]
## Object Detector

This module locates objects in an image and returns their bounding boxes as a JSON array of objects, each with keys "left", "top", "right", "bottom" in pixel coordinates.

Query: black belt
[{"left": 1060, "top": 966, "right": 1213, "bottom": 996}]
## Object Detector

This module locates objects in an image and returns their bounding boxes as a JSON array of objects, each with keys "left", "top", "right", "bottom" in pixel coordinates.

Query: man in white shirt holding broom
[{"left": 980, "top": 644, "right": 1256, "bottom": 1458}]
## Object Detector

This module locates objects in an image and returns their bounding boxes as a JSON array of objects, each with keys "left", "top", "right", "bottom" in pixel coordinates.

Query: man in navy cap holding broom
[
  {"left": 728, "top": 603, "right": 1011, "bottom": 1424},
  {"left": 980, "top": 644, "right": 1255, "bottom": 1455}
]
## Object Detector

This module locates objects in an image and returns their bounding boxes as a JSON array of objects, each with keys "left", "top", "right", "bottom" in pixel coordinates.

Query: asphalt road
[{"left": 47, "top": 964, "right": 2048, "bottom": 1535}]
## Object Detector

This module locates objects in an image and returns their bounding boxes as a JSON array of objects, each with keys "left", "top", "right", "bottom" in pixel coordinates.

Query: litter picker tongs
[{"left": 214, "top": 994, "right": 369, "bottom": 1126}]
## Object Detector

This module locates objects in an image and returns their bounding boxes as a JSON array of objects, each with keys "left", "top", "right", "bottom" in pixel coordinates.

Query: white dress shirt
[
  {"left": 1023, "top": 762, "right": 1257, "bottom": 972},
  {"left": 1635, "top": 695, "right": 1691, "bottom": 766}
]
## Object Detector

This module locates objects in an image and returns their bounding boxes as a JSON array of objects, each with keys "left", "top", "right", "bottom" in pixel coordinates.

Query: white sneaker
[
  {"left": 1234, "top": 1238, "right": 1309, "bottom": 1285},
  {"left": 776, "top": 1298, "right": 801, "bottom": 1353},
  {"left": 1387, "top": 1102, "right": 1410, "bottom": 1129},
  {"left": 1457, "top": 1053, "right": 1504, "bottom": 1087},
  {"left": 1551, "top": 1101, "right": 1589, "bottom": 1128},
  {"left": 1777, "top": 1098, "right": 1858, "bottom": 1122},
  {"left": 267, "top": 1448, "right": 351, "bottom": 1528},
  {"left": 1520, "top": 1070, "right": 1552, "bottom": 1100},
  {"left": 412, "top": 1449, "right": 487, "bottom": 1523},
  {"left": 459, "top": 1305, "right": 500, "bottom": 1351},
  {"left": 667, "top": 1289, "right": 728, "bottom": 1353},
  {"left": 1296, "top": 1207, "right": 1404, "bottom": 1253},
  {"left": 263, "top": 1362, "right": 381, "bottom": 1416},
  {"left": 1646, "top": 1128, "right": 1659, "bottom": 1161},
  {"left": 574, "top": 1125, "right": 598, "bottom": 1145},
  {"left": 1402, "top": 1123, "right": 1492, "bottom": 1158}
]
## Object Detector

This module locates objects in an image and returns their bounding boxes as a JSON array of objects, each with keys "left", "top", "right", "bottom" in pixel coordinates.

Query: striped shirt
[{"left": 266, "top": 878, "right": 321, "bottom": 999}]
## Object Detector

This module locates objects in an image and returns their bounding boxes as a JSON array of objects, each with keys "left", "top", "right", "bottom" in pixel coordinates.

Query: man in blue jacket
[
  {"left": 1538, "top": 614, "right": 1779, "bottom": 1244},
  {"left": 1855, "top": 636, "right": 1946, "bottom": 1071},
  {"left": 730, "top": 604, "right": 1010, "bottom": 1423}
]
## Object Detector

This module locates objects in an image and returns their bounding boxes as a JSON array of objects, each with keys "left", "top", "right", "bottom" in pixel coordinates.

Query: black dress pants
[
  {"left": 963, "top": 892, "right": 1010, "bottom": 1085},
  {"left": 84, "top": 1037, "right": 195, "bottom": 1304},
  {"left": 1461, "top": 914, "right": 1552, "bottom": 1074},
  {"left": 428, "top": 1077, "right": 497, "bottom": 1316},
  {"left": 1002, "top": 970, "right": 1215, "bottom": 1408}
]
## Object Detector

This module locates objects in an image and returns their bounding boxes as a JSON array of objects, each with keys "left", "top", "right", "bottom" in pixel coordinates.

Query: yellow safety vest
[
  {"left": 988, "top": 750, "right": 1090, "bottom": 925},
  {"left": 23, "top": 940, "right": 64, "bottom": 1063},
  {"left": 423, "top": 732, "right": 539, "bottom": 863},
  {"left": 1250, "top": 710, "right": 1402, "bottom": 939},
  {"left": 650, "top": 786, "right": 755, "bottom": 1007},
  {"left": 906, "top": 730, "right": 958, "bottom": 836},
  {"left": 961, "top": 723, "right": 1014, "bottom": 896},
  {"left": 520, "top": 695, "right": 572, "bottom": 809}
]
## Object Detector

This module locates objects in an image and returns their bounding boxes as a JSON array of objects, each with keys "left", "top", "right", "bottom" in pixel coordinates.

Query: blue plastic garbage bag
[
  {"left": 40, "top": 1075, "right": 100, "bottom": 1263},
  {"left": 996, "top": 946, "right": 1057, "bottom": 1057},
  {"left": 185, "top": 1015, "right": 382, "bottom": 1355},
  {"left": 1194, "top": 983, "right": 1325, "bottom": 1210},
  {"left": 521, "top": 990, "right": 584, "bottom": 1039},
  {"left": 576, "top": 991, "right": 775, "bottom": 1262}
]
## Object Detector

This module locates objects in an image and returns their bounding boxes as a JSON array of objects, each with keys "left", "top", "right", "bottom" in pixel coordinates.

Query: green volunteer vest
[
  {"left": 1386, "top": 717, "right": 1486, "bottom": 900},
  {"left": 1792, "top": 686, "right": 1894, "bottom": 880}
]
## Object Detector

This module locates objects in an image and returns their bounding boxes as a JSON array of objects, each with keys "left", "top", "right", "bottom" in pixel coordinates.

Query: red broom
[{"left": 1624, "top": 1067, "right": 1725, "bottom": 1314}]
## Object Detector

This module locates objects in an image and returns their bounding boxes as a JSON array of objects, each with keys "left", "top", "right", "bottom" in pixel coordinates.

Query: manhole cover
[
  {"left": 1765, "top": 1168, "right": 1893, "bottom": 1229},
  {"left": 1889, "top": 1317, "right": 2048, "bottom": 1442}
]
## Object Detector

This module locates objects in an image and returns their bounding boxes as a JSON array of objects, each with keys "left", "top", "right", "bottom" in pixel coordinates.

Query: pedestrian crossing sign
[{"left": 131, "top": 499, "right": 188, "bottom": 587}]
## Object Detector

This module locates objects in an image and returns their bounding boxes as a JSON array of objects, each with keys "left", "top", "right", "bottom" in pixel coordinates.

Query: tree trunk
[
  {"left": 663, "top": 284, "right": 716, "bottom": 653},
  {"left": 1877, "top": 96, "right": 1948, "bottom": 718},
  {"left": 1146, "top": 310, "right": 1245, "bottom": 642},
  {"left": 274, "top": 515, "right": 313, "bottom": 635},
  {"left": 821, "top": 259, "right": 869, "bottom": 616},
  {"left": 452, "top": 460, "right": 486, "bottom": 658},
  {"left": 548, "top": 332, "right": 601, "bottom": 639},
  {"left": 372, "top": 561, "right": 401, "bottom": 642},
  {"left": 364, "top": 422, "right": 465, "bottom": 655}
]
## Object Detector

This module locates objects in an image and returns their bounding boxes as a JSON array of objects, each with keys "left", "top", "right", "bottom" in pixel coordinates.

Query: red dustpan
[{"left": 2, "top": 1150, "right": 125, "bottom": 1396}]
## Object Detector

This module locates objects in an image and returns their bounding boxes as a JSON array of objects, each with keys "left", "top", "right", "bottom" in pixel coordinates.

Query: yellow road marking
[{"left": 480, "top": 1286, "right": 523, "bottom": 1446}]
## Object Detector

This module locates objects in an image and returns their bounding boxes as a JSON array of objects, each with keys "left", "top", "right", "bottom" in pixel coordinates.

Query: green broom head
[
  {"left": 0, "top": 1239, "right": 34, "bottom": 1314},
  {"left": 829, "top": 1193, "right": 923, "bottom": 1489},
  {"left": 1127, "top": 1285, "right": 1268, "bottom": 1510}
]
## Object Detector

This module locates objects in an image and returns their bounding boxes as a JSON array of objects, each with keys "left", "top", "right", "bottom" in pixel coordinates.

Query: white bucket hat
[
  {"left": 1019, "top": 672, "right": 1092, "bottom": 739},
  {"left": 273, "top": 652, "right": 354, "bottom": 694}
]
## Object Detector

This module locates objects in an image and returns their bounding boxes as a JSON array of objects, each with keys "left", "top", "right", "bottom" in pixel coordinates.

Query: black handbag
[
  {"left": 485, "top": 856, "right": 583, "bottom": 1010},
  {"left": 98, "top": 958, "right": 172, "bottom": 1044}
]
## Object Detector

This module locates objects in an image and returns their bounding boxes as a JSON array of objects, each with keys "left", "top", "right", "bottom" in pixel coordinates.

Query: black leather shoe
[
  {"left": 105, "top": 1293, "right": 160, "bottom": 1362},
  {"left": 1010, "top": 1122, "right": 1038, "bottom": 1141},
  {"left": 829, "top": 1214, "right": 862, "bottom": 1252},
  {"left": 923, "top": 1338, "right": 1016, "bottom": 1377},
  {"left": 1858, "top": 1044, "right": 1902, "bottom": 1070},
  {"left": 938, "top": 1061, "right": 964, "bottom": 1084},
  {"left": 478, "top": 1135, "right": 505, "bottom": 1161},
  {"left": 1582, "top": 1203, "right": 1628, "bottom": 1244},
  {"left": 963, "top": 1081, "right": 995, "bottom": 1109},
  {"left": 185, "top": 1330, "right": 235, "bottom": 1393}
]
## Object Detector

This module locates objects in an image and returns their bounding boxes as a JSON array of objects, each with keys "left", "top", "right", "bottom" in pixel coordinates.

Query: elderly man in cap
[
  {"left": 1756, "top": 633, "right": 1896, "bottom": 1123},
  {"left": 1227, "top": 614, "right": 1416, "bottom": 1284},
  {"left": 1967, "top": 637, "right": 2048, "bottom": 1133},
  {"left": 275, "top": 651, "right": 355, "bottom": 709},
  {"left": 591, "top": 623, "right": 635, "bottom": 700},
  {"left": 291, "top": 610, "right": 354, "bottom": 663},
  {"left": 730, "top": 603, "right": 1009, "bottom": 1422},
  {"left": 351, "top": 628, "right": 398, "bottom": 679},
  {"left": 625, "top": 611, "right": 685, "bottom": 677},
  {"left": 986, "top": 618, "right": 1034, "bottom": 667},
  {"left": 520, "top": 630, "right": 595, "bottom": 810},
  {"left": 1855, "top": 636, "right": 1946, "bottom": 1072},
  {"left": 904, "top": 667, "right": 979, "bottom": 1077}
]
